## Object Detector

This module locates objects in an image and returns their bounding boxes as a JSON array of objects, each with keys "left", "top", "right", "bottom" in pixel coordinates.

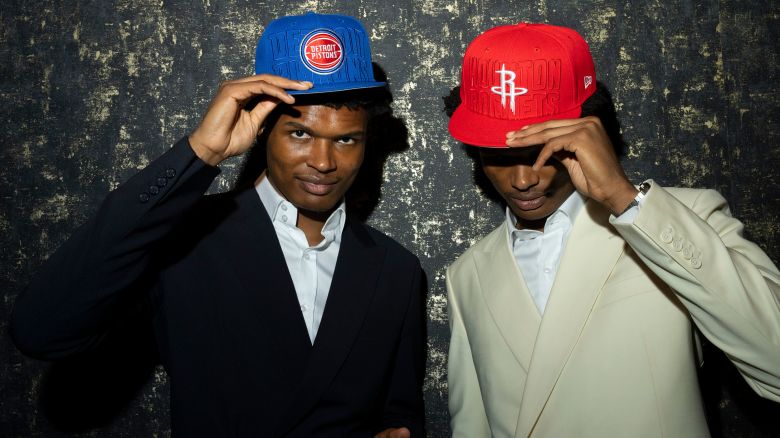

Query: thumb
[{"left": 248, "top": 97, "right": 283, "bottom": 131}]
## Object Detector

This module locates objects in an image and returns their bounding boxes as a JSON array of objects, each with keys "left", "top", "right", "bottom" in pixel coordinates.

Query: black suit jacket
[{"left": 11, "top": 138, "right": 426, "bottom": 437}]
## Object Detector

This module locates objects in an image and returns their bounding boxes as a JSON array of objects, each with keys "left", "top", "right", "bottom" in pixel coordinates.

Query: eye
[
  {"left": 291, "top": 130, "right": 308, "bottom": 138},
  {"left": 480, "top": 146, "right": 541, "bottom": 167},
  {"left": 336, "top": 136, "right": 356, "bottom": 145}
]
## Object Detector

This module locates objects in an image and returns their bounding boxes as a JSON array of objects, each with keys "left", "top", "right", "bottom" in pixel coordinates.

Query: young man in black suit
[{"left": 11, "top": 13, "right": 424, "bottom": 437}]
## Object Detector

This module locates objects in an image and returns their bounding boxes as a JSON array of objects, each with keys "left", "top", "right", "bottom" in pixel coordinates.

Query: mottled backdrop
[{"left": 2, "top": 0, "right": 779, "bottom": 437}]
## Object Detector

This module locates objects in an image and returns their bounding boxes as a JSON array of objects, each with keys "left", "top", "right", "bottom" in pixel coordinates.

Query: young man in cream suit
[{"left": 445, "top": 23, "right": 780, "bottom": 437}]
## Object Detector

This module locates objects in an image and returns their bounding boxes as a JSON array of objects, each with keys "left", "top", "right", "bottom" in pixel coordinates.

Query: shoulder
[
  {"left": 448, "top": 224, "right": 506, "bottom": 276},
  {"left": 199, "top": 187, "right": 244, "bottom": 210},
  {"left": 167, "top": 186, "right": 262, "bottom": 246},
  {"left": 186, "top": 189, "right": 245, "bottom": 225},
  {"left": 198, "top": 183, "right": 266, "bottom": 218},
  {"left": 358, "top": 222, "right": 420, "bottom": 266}
]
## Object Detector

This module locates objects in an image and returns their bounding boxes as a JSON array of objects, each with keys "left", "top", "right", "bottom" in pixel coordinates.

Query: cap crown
[
  {"left": 449, "top": 23, "right": 597, "bottom": 147},
  {"left": 255, "top": 13, "right": 385, "bottom": 94}
]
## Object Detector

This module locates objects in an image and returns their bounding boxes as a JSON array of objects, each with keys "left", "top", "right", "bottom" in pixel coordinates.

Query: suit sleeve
[
  {"left": 611, "top": 182, "right": 780, "bottom": 401},
  {"left": 10, "top": 137, "right": 220, "bottom": 360},
  {"left": 446, "top": 268, "right": 492, "bottom": 437},
  {"left": 380, "top": 261, "right": 426, "bottom": 436}
]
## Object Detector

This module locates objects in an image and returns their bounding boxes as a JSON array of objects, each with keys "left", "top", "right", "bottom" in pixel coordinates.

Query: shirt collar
[
  {"left": 255, "top": 174, "right": 347, "bottom": 246},
  {"left": 506, "top": 190, "right": 586, "bottom": 241}
]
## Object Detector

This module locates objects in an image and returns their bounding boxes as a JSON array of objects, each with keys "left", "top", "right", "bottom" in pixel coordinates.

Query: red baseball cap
[{"left": 448, "top": 23, "right": 597, "bottom": 147}]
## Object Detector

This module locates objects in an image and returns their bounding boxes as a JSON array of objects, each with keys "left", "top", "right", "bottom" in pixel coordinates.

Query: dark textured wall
[{"left": 2, "top": 1, "right": 779, "bottom": 437}]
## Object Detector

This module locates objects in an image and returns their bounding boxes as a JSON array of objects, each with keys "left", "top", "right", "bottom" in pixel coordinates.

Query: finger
[
  {"left": 248, "top": 96, "right": 282, "bottom": 127},
  {"left": 221, "top": 80, "right": 297, "bottom": 105},
  {"left": 506, "top": 117, "right": 590, "bottom": 138},
  {"left": 532, "top": 134, "right": 577, "bottom": 170},
  {"left": 225, "top": 74, "right": 314, "bottom": 91},
  {"left": 396, "top": 428, "right": 411, "bottom": 438},
  {"left": 506, "top": 123, "right": 584, "bottom": 148},
  {"left": 532, "top": 142, "right": 556, "bottom": 170}
]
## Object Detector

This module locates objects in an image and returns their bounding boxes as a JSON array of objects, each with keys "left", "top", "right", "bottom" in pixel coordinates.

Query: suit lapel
[
  {"left": 473, "top": 224, "right": 540, "bottom": 372},
  {"left": 208, "top": 186, "right": 315, "bottom": 428},
  {"left": 228, "top": 186, "right": 312, "bottom": 349},
  {"left": 515, "top": 200, "right": 626, "bottom": 438},
  {"left": 275, "top": 217, "right": 386, "bottom": 434}
]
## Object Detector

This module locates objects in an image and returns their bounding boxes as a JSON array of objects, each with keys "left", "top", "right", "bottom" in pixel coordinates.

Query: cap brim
[
  {"left": 288, "top": 81, "right": 386, "bottom": 95},
  {"left": 448, "top": 104, "right": 583, "bottom": 148}
]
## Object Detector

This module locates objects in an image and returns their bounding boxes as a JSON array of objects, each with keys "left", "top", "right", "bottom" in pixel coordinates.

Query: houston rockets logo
[
  {"left": 300, "top": 30, "right": 344, "bottom": 74},
  {"left": 490, "top": 64, "right": 528, "bottom": 114}
]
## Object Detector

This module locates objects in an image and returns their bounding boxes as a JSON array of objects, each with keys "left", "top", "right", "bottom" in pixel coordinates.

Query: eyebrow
[{"left": 283, "top": 121, "right": 365, "bottom": 139}]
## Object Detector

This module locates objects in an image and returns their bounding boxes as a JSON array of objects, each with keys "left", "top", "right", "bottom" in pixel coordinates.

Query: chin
[
  {"left": 295, "top": 196, "right": 342, "bottom": 214},
  {"left": 511, "top": 208, "right": 554, "bottom": 223}
]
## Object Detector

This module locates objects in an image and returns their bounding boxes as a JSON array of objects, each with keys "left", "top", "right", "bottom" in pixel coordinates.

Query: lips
[
  {"left": 297, "top": 176, "right": 339, "bottom": 196},
  {"left": 510, "top": 194, "right": 547, "bottom": 211}
]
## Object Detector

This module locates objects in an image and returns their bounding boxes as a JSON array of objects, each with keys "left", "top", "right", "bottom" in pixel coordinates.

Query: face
[
  {"left": 265, "top": 104, "right": 367, "bottom": 217},
  {"left": 479, "top": 146, "right": 575, "bottom": 231}
]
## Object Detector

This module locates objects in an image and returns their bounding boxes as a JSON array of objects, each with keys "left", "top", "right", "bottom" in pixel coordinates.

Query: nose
[
  {"left": 510, "top": 164, "right": 539, "bottom": 191},
  {"left": 307, "top": 139, "right": 336, "bottom": 173}
]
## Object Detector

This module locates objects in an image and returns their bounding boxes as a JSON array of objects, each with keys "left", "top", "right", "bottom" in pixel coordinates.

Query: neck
[
  {"left": 256, "top": 172, "right": 338, "bottom": 246},
  {"left": 514, "top": 216, "right": 547, "bottom": 232},
  {"left": 297, "top": 208, "right": 333, "bottom": 246}
]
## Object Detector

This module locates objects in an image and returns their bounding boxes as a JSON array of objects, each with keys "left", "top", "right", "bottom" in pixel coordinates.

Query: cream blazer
[{"left": 446, "top": 183, "right": 780, "bottom": 438}]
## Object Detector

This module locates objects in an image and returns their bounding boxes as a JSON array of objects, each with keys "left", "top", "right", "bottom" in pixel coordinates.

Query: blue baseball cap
[{"left": 255, "top": 12, "right": 386, "bottom": 95}]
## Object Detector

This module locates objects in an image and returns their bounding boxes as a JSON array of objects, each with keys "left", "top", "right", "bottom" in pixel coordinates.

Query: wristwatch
[{"left": 620, "top": 181, "right": 652, "bottom": 215}]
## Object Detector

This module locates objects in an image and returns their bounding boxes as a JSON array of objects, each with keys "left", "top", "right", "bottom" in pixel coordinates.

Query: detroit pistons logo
[{"left": 300, "top": 30, "right": 344, "bottom": 74}]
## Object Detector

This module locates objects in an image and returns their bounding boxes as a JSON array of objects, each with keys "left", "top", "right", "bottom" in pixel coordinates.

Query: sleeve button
[
  {"left": 660, "top": 225, "right": 675, "bottom": 243},
  {"left": 166, "top": 168, "right": 176, "bottom": 178},
  {"left": 149, "top": 185, "right": 160, "bottom": 195},
  {"left": 157, "top": 177, "right": 168, "bottom": 187},
  {"left": 139, "top": 192, "right": 150, "bottom": 203},
  {"left": 682, "top": 242, "right": 695, "bottom": 260}
]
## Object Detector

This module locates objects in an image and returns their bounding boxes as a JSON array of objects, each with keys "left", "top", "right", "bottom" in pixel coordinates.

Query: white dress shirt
[
  {"left": 506, "top": 192, "right": 586, "bottom": 315},
  {"left": 507, "top": 189, "right": 647, "bottom": 315},
  {"left": 256, "top": 175, "right": 346, "bottom": 344}
]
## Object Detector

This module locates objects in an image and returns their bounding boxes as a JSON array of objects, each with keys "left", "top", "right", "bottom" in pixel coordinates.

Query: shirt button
[
  {"left": 303, "top": 253, "right": 311, "bottom": 260},
  {"left": 300, "top": 305, "right": 307, "bottom": 312},
  {"left": 281, "top": 215, "right": 288, "bottom": 222},
  {"left": 281, "top": 204, "right": 287, "bottom": 211},
  {"left": 544, "top": 267, "right": 551, "bottom": 274}
]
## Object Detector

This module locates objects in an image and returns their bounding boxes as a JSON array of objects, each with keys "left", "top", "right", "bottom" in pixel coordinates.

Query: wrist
[
  {"left": 606, "top": 182, "right": 640, "bottom": 216},
  {"left": 188, "top": 135, "right": 224, "bottom": 167},
  {"left": 614, "top": 180, "right": 652, "bottom": 216}
]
